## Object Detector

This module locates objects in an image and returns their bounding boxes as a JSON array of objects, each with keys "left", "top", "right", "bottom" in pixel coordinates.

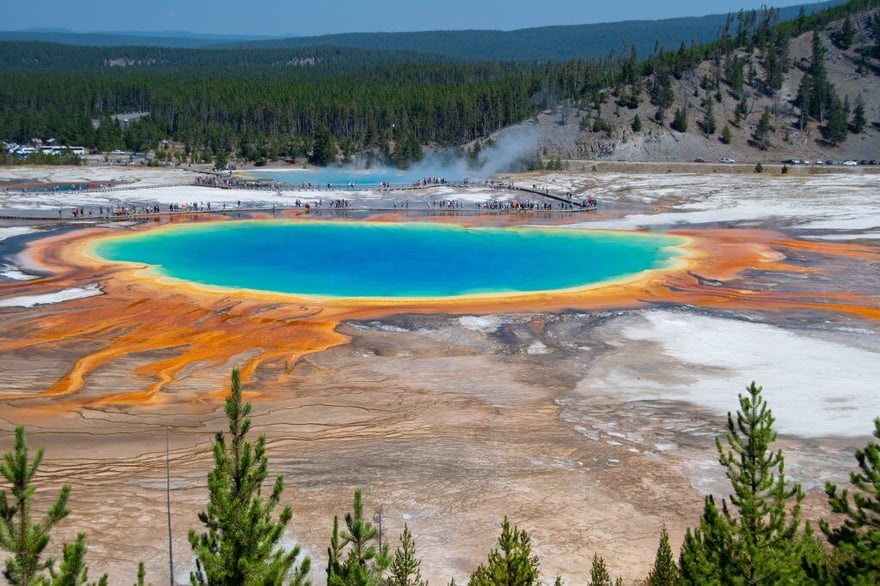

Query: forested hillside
[
  {"left": 0, "top": 1, "right": 838, "bottom": 60},
  {"left": 1, "top": 0, "right": 878, "bottom": 168},
  {"left": 0, "top": 29, "right": 283, "bottom": 49},
  {"left": 214, "top": 2, "right": 838, "bottom": 61},
  {"left": 539, "top": 0, "right": 880, "bottom": 162}
]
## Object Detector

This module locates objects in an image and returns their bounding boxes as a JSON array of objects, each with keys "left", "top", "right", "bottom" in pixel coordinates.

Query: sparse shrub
[{"left": 755, "top": 162, "right": 764, "bottom": 173}]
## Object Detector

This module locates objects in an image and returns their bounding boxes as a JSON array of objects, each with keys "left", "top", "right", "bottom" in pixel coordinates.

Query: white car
[
  {"left": 842, "top": 160, "right": 858, "bottom": 166},
  {"left": 719, "top": 157, "right": 735, "bottom": 163}
]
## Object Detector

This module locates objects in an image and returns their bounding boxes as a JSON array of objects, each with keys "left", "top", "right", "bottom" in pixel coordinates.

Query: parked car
[
  {"left": 842, "top": 160, "right": 858, "bottom": 166},
  {"left": 719, "top": 157, "right": 735, "bottom": 163}
]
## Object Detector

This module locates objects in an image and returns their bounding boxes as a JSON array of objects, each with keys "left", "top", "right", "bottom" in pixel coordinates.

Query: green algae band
[{"left": 94, "top": 221, "right": 684, "bottom": 298}]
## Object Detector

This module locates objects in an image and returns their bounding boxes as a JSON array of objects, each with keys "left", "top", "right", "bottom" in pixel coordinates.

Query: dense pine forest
[
  {"left": 1, "top": 0, "right": 878, "bottom": 168},
  {"left": 3, "top": 372, "right": 879, "bottom": 584}
]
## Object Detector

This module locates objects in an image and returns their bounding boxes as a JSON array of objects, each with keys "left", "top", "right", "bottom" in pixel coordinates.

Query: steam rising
[{"left": 366, "top": 125, "right": 542, "bottom": 181}]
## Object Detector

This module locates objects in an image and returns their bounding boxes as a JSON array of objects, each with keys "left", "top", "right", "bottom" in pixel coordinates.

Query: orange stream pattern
[{"left": 1, "top": 213, "right": 878, "bottom": 408}]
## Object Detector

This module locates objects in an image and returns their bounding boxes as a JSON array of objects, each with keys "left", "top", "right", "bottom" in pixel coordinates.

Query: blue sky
[{"left": 7, "top": 0, "right": 814, "bottom": 36}]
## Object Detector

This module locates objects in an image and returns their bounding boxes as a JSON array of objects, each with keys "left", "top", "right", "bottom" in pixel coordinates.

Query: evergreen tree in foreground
[
  {"left": 588, "top": 553, "right": 611, "bottom": 586},
  {"left": 0, "top": 426, "right": 106, "bottom": 586},
  {"left": 42, "top": 533, "right": 108, "bottom": 586},
  {"left": 468, "top": 517, "right": 539, "bottom": 586},
  {"left": 646, "top": 525, "right": 679, "bottom": 586},
  {"left": 821, "top": 418, "right": 880, "bottom": 583},
  {"left": 388, "top": 524, "right": 426, "bottom": 586},
  {"left": 189, "top": 369, "right": 310, "bottom": 586},
  {"left": 327, "top": 489, "right": 390, "bottom": 586},
  {"left": 679, "top": 382, "right": 821, "bottom": 585}
]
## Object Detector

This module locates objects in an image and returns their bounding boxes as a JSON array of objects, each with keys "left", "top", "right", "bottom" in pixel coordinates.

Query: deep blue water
[{"left": 93, "top": 221, "right": 684, "bottom": 298}]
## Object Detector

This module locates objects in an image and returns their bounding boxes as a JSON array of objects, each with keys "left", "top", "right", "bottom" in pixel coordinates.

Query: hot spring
[
  {"left": 92, "top": 221, "right": 685, "bottom": 299},
  {"left": 243, "top": 167, "right": 469, "bottom": 187}
]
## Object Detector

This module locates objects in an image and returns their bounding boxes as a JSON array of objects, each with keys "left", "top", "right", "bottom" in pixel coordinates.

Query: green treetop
[
  {"left": 388, "top": 524, "right": 426, "bottom": 586},
  {"left": 469, "top": 517, "right": 540, "bottom": 586},
  {"left": 327, "top": 490, "right": 390, "bottom": 586},
  {"left": 646, "top": 525, "right": 680, "bottom": 586},
  {"left": 671, "top": 107, "right": 688, "bottom": 132},
  {"left": 851, "top": 94, "right": 867, "bottom": 134},
  {"left": 189, "top": 369, "right": 310, "bottom": 586},
  {"left": 0, "top": 426, "right": 107, "bottom": 586},
  {"left": 679, "top": 382, "right": 821, "bottom": 585},
  {"left": 588, "top": 553, "right": 611, "bottom": 586},
  {"left": 824, "top": 94, "right": 849, "bottom": 145},
  {"left": 821, "top": 418, "right": 880, "bottom": 584}
]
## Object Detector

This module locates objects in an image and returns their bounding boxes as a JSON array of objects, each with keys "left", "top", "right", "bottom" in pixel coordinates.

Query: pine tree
[
  {"left": 821, "top": 418, "right": 880, "bottom": 583},
  {"left": 798, "top": 30, "right": 834, "bottom": 123},
  {"left": 588, "top": 553, "right": 611, "bottom": 586},
  {"left": 679, "top": 495, "right": 729, "bottom": 585},
  {"left": 0, "top": 427, "right": 107, "bottom": 586},
  {"left": 134, "top": 562, "right": 150, "bottom": 586},
  {"left": 839, "top": 14, "right": 855, "bottom": 50},
  {"left": 679, "top": 382, "right": 817, "bottom": 585},
  {"left": 42, "top": 533, "right": 108, "bottom": 586},
  {"left": 468, "top": 517, "right": 539, "bottom": 586},
  {"left": 701, "top": 98, "right": 717, "bottom": 135},
  {"left": 654, "top": 108, "right": 666, "bottom": 124},
  {"left": 734, "top": 96, "right": 749, "bottom": 127},
  {"left": 310, "top": 124, "right": 337, "bottom": 167},
  {"left": 0, "top": 426, "right": 69, "bottom": 585},
  {"left": 825, "top": 94, "right": 849, "bottom": 146},
  {"left": 671, "top": 108, "right": 688, "bottom": 132},
  {"left": 720, "top": 126, "right": 732, "bottom": 145},
  {"left": 327, "top": 516, "right": 343, "bottom": 584},
  {"left": 388, "top": 525, "right": 425, "bottom": 586},
  {"left": 188, "top": 369, "right": 311, "bottom": 586},
  {"left": 327, "top": 490, "right": 390, "bottom": 586},
  {"left": 753, "top": 108, "right": 772, "bottom": 150},
  {"left": 646, "top": 526, "right": 679, "bottom": 586},
  {"left": 725, "top": 54, "right": 745, "bottom": 99},
  {"left": 631, "top": 114, "right": 642, "bottom": 132},
  {"left": 851, "top": 95, "right": 867, "bottom": 134},
  {"left": 213, "top": 151, "right": 228, "bottom": 172}
]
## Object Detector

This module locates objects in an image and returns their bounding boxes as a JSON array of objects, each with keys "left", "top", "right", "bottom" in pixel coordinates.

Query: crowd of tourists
[{"left": 195, "top": 175, "right": 279, "bottom": 190}]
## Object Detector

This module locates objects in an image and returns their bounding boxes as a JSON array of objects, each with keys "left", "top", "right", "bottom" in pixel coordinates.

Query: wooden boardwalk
[{"left": 0, "top": 180, "right": 597, "bottom": 221}]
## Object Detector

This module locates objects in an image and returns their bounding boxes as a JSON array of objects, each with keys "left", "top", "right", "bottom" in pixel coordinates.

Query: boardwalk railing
[{"left": 0, "top": 178, "right": 597, "bottom": 220}]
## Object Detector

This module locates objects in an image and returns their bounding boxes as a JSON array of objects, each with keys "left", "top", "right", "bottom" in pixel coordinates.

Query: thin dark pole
[
  {"left": 166, "top": 428, "right": 174, "bottom": 586},
  {"left": 374, "top": 505, "right": 383, "bottom": 554}
]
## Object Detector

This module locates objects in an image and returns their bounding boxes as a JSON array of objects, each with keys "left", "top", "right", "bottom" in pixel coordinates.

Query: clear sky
[{"left": 6, "top": 0, "right": 817, "bottom": 36}]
